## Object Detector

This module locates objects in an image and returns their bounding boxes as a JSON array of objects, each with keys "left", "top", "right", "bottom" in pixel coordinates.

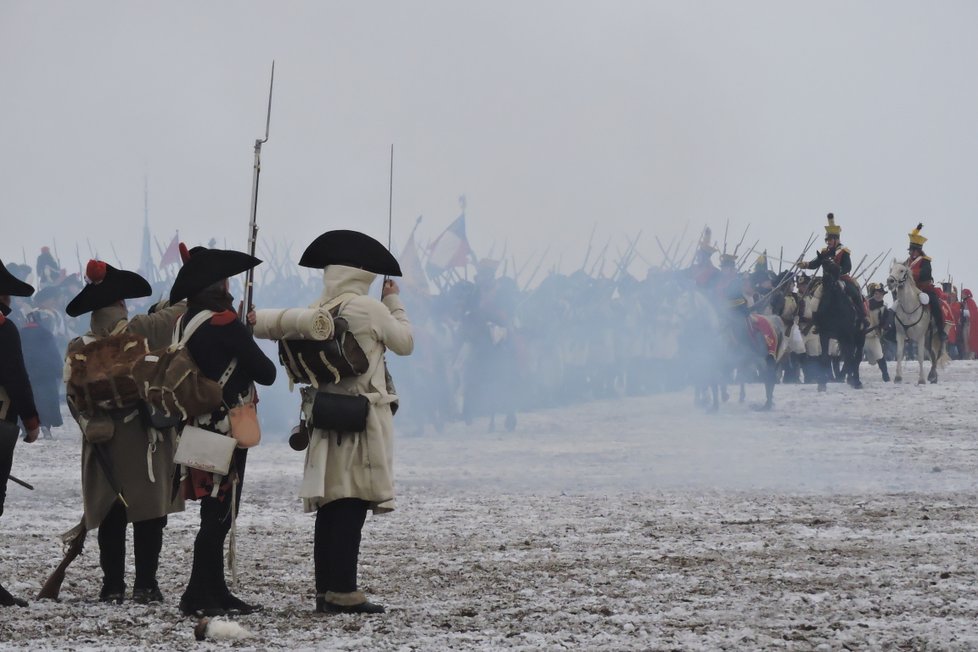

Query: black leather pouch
[{"left": 311, "top": 393, "right": 369, "bottom": 433}]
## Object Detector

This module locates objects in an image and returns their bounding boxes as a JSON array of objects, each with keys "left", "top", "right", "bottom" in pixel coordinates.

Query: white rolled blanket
[{"left": 253, "top": 308, "right": 334, "bottom": 341}]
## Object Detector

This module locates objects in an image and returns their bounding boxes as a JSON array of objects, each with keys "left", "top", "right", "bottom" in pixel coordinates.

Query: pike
[
  {"left": 722, "top": 219, "right": 730, "bottom": 255},
  {"left": 242, "top": 61, "right": 275, "bottom": 325},
  {"left": 522, "top": 244, "right": 552, "bottom": 291},
  {"left": 849, "top": 253, "right": 868, "bottom": 280}
]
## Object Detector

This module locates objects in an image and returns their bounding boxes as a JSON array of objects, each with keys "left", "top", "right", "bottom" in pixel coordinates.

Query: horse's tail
[{"left": 932, "top": 331, "right": 951, "bottom": 368}]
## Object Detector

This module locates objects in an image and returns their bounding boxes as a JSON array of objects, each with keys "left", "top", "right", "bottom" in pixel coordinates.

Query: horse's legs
[
  {"left": 927, "top": 334, "right": 939, "bottom": 383},
  {"left": 817, "top": 335, "right": 829, "bottom": 391},
  {"left": 894, "top": 332, "right": 904, "bottom": 383},
  {"left": 916, "top": 334, "right": 927, "bottom": 385}
]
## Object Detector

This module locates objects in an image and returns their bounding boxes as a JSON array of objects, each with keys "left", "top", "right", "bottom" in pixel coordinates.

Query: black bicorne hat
[
  {"left": 169, "top": 248, "right": 261, "bottom": 304},
  {"left": 0, "top": 259, "right": 35, "bottom": 297},
  {"left": 299, "top": 230, "right": 402, "bottom": 277},
  {"left": 65, "top": 260, "right": 152, "bottom": 317}
]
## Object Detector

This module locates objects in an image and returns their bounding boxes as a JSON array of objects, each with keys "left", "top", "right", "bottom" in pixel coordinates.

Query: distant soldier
[
  {"left": 864, "top": 283, "right": 891, "bottom": 381},
  {"left": 798, "top": 213, "right": 868, "bottom": 327},
  {"left": 35, "top": 246, "right": 62, "bottom": 288},
  {"left": 690, "top": 227, "right": 719, "bottom": 289},
  {"left": 955, "top": 288, "right": 977, "bottom": 360},
  {"left": 0, "top": 259, "right": 41, "bottom": 608},
  {"left": 904, "top": 223, "right": 947, "bottom": 341},
  {"left": 19, "top": 310, "right": 64, "bottom": 438}
]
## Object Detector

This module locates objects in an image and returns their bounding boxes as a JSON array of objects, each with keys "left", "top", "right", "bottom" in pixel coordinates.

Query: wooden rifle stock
[{"left": 37, "top": 518, "right": 87, "bottom": 601}]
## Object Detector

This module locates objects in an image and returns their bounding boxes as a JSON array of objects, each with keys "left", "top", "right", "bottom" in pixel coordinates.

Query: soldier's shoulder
[
  {"left": 209, "top": 310, "right": 238, "bottom": 326},
  {"left": 921, "top": 255, "right": 932, "bottom": 262},
  {"left": 840, "top": 247, "right": 851, "bottom": 254}
]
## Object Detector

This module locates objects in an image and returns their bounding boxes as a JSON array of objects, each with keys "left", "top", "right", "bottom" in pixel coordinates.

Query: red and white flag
[
  {"left": 159, "top": 233, "right": 181, "bottom": 268},
  {"left": 427, "top": 215, "right": 473, "bottom": 272}
]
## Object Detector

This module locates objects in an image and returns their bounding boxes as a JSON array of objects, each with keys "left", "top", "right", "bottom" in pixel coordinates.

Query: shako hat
[
  {"left": 299, "top": 230, "right": 402, "bottom": 276},
  {"left": 824, "top": 213, "right": 841, "bottom": 237},
  {"left": 169, "top": 248, "right": 261, "bottom": 304},
  {"left": 867, "top": 282, "right": 885, "bottom": 295},
  {"left": 65, "top": 260, "right": 151, "bottom": 317},
  {"left": 0, "top": 259, "right": 35, "bottom": 297},
  {"left": 908, "top": 222, "right": 927, "bottom": 248}
]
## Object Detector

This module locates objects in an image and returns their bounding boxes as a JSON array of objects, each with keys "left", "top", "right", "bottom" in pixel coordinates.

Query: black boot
[
  {"left": 133, "top": 517, "right": 166, "bottom": 603},
  {"left": 0, "top": 583, "right": 28, "bottom": 608},
  {"left": 878, "top": 359, "right": 890, "bottom": 382}
]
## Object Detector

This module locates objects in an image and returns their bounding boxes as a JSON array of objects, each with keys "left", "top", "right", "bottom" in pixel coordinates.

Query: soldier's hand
[
  {"left": 247, "top": 308, "right": 257, "bottom": 325},
  {"left": 24, "top": 427, "right": 40, "bottom": 443},
  {"left": 382, "top": 279, "right": 400, "bottom": 297}
]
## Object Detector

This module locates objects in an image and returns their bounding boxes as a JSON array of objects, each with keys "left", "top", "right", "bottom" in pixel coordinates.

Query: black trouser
[
  {"left": 925, "top": 289, "right": 945, "bottom": 333},
  {"left": 97, "top": 501, "right": 167, "bottom": 591},
  {"left": 315, "top": 498, "right": 369, "bottom": 595},
  {"left": 183, "top": 448, "right": 247, "bottom": 602}
]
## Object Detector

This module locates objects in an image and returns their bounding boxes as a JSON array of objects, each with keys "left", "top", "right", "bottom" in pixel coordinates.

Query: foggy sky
[{"left": 2, "top": 1, "right": 977, "bottom": 290}]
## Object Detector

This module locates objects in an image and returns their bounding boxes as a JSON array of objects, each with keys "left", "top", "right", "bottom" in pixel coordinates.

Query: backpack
[
  {"left": 67, "top": 330, "right": 149, "bottom": 415},
  {"left": 277, "top": 296, "right": 369, "bottom": 387},
  {"left": 132, "top": 310, "right": 226, "bottom": 428}
]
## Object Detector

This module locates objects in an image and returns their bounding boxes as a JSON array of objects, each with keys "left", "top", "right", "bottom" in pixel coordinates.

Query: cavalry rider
[
  {"left": 904, "top": 222, "right": 947, "bottom": 341},
  {"left": 797, "top": 213, "right": 868, "bottom": 327},
  {"left": 690, "top": 227, "right": 719, "bottom": 289}
]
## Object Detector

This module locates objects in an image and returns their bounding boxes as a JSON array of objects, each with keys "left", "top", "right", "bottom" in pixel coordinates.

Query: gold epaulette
[
  {"left": 922, "top": 255, "right": 932, "bottom": 261},
  {"left": 840, "top": 247, "right": 850, "bottom": 254}
]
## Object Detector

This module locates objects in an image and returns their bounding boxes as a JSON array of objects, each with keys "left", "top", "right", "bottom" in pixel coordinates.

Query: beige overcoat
[
  {"left": 299, "top": 266, "right": 413, "bottom": 514},
  {"left": 66, "top": 303, "right": 187, "bottom": 530}
]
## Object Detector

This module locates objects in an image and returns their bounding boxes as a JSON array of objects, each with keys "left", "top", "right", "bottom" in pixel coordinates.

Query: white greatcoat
[{"left": 299, "top": 265, "right": 413, "bottom": 515}]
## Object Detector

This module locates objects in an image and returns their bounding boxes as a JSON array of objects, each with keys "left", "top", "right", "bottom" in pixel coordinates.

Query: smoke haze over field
[{"left": 2, "top": 1, "right": 977, "bottom": 287}]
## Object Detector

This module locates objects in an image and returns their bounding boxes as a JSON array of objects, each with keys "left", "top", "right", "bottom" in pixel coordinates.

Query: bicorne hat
[
  {"left": 0, "top": 259, "right": 35, "bottom": 297},
  {"left": 299, "top": 230, "right": 402, "bottom": 277},
  {"left": 65, "top": 260, "right": 152, "bottom": 317},
  {"left": 169, "top": 248, "right": 261, "bottom": 304}
]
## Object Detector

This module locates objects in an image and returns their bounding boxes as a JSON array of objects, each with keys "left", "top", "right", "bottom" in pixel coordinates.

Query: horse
[
  {"left": 674, "top": 284, "right": 723, "bottom": 411},
  {"left": 809, "top": 260, "right": 865, "bottom": 390},
  {"left": 719, "top": 295, "right": 785, "bottom": 411},
  {"left": 885, "top": 260, "right": 948, "bottom": 384}
]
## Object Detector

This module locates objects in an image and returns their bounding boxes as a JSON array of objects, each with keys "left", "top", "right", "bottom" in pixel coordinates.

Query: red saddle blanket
[{"left": 748, "top": 314, "right": 778, "bottom": 357}]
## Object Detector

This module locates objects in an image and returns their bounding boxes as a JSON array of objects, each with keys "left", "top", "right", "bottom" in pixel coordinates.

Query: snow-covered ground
[{"left": 3, "top": 360, "right": 978, "bottom": 650}]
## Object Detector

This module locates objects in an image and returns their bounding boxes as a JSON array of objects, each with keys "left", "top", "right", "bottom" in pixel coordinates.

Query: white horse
[{"left": 886, "top": 260, "right": 948, "bottom": 384}]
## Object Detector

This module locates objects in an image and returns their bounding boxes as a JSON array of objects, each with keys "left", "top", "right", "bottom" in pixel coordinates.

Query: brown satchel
[
  {"left": 133, "top": 311, "right": 224, "bottom": 428},
  {"left": 67, "top": 331, "right": 149, "bottom": 414}
]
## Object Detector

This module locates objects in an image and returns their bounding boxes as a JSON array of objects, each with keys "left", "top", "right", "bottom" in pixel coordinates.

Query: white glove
[{"left": 919, "top": 292, "right": 930, "bottom": 305}]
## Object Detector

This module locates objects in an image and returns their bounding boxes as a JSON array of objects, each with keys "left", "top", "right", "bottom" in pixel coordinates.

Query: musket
[
  {"left": 580, "top": 223, "right": 597, "bottom": 271},
  {"left": 668, "top": 223, "right": 689, "bottom": 264},
  {"left": 93, "top": 443, "right": 128, "bottom": 508},
  {"left": 849, "top": 253, "right": 868, "bottom": 279},
  {"left": 752, "top": 235, "right": 819, "bottom": 312},
  {"left": 731, "top": 223, "right": 750, "bottom": 258},
  {"left": 736, "top": 239, "right": 760, "bottom": 271},
  {"left": 37, "top": 517, "right": 87, "bottom": 600},
  {"left": 722, "top": 219, "right": 730, "bottom": 255},
  {"left": 242, "top": 61, "right": 274, "bottom": 325},
  {"left": 8, "top": 474, "right": 33, "bottom": 490},
  {"left": 522, "top": 244, "right": 552, "bottom": 291},
  {"left": 654, "top": 235, "right": 675, "bottom": 270},
  {"left": 110, "top": 242, "right": 124, "bottom": 268},
  {"left": 859, "top": 248, "right": 892, "bottom": 289}
]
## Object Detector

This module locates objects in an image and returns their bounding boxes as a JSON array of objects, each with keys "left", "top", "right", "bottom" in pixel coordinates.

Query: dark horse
[{"left": 813, "top": 260, "right": 866, "bottom": 391}]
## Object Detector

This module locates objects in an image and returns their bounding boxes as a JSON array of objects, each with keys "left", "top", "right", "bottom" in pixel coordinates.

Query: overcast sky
[{"left": 2, "top": 1, "right": 977, "bottom": 290}]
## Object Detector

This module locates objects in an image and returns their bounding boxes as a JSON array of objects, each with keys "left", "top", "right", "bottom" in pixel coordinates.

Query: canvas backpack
[
  {"left": 66, "top": 326, "right": 149, "bottom": 415},
  {"left": 277, "top": 294, "right": 369, "bottom": 387},
  {"left": 132, "top": 310, "right": 229, "bottom": 428}
]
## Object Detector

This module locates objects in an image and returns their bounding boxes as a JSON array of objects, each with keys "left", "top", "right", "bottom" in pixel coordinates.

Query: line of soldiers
[{"left": 0, "top": 229, "right": 413, "bottom": 617}]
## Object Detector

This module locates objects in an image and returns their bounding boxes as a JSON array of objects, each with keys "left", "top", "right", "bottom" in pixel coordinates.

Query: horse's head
[
  {"left": 886, "top": 259, "right": 911, "bottom": 291},
  {"left": 822, "top": 257, "right": 841, "bottom": 280}
]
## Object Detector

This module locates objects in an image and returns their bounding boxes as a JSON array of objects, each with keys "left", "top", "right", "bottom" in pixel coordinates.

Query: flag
[
  {"left": 427, "top": 215, "right": 473, "bottom": 272},
  {"left": 399, "top": 221, "right": 430, "bottom": 295},
  {"left": 159, "top": 233, "right": 181, "bottom": 268}
]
